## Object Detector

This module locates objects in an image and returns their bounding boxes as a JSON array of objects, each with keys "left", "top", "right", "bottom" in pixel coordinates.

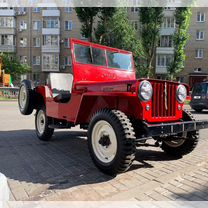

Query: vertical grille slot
[{"left": 152, "top": 82, "right": 176, "bottom": 119}]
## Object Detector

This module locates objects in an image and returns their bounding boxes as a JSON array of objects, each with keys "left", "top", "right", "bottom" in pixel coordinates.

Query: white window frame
[
  {"left": 33, "top": 37, "right": 40, "bottom": 47},
  {"left": 33, "top": 20, "right": 41, "bottom": 30},
  {"left": 162, "top": 17, "right": 175, "bottom": 28},
  {"left": 33, "top": 7, "right": 41, "bottom": 13},
  {"left": 196, "top": 30, "right": 205, "bottom": 40},
  {"left": 33, "top": 56, "right": 40, "bottom": 66},
  {"left": 195, "top": 49, "right": 204, "bottom": 59},
  {"left": 197, "top": 12, "right": 205, "bottom": 22},
  {"left": 19, "top": 20, "right": 27, "bottom": 31},
  {"left": 160, "top": 35, "right": 173, "bottom": 47},
  {"left": 65, "top": 20, "right": 73, "bottom": 30},
  {"left": 20, "top": 37, "right": 27, "bottom": 47},
  {"left": 64, "top": 56, "right": 72, "bottom": 66},
  {"left": 42, "top": 53, "right": 59, "bottom": 71},
  {"left": 64, "top": 7, "right": 72, "bottom": 13},
  {"left": 64, "top": 38, "right": 70, "bottom": 48},
  {"left": 157, "top": 54, "right": 173, "bottom": 67},
  {"left": 20, "top": 56, "right": 27, "bottom": 64}
]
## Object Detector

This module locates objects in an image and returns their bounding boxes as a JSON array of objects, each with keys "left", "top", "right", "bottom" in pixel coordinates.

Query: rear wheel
[
  {"left": 88, "top": 109, "right": 136, "bottom": 175},
  {"left": 35, "top": 106, "right": 54, "bottom": 141},
  {"left": 161, "top": 110, "right": 199, "bottom": 157}
]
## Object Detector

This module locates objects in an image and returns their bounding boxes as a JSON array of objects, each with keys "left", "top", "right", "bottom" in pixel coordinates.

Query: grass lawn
[{"left": 0, "top": 97, "right": 17, "bottom": 101}]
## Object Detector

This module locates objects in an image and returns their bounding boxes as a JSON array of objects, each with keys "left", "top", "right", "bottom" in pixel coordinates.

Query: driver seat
[{"left": 48, "top": 73, "right": 74, "bottom": 103}]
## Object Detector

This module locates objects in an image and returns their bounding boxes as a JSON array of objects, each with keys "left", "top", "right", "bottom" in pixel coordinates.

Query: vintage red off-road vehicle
[{"left": 18, "top": 38, "right": 208, "bottom": 175}]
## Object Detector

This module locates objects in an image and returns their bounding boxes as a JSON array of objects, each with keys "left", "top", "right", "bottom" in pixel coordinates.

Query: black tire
[
  {"left": 35, "top": 106, "right": 54, "bottom": 141},
  {"left": 161, "top": 110, "right": 199, "bottom": 157},
  {"left": 88, "top": 109, "right": 136, "bottom": 175},
  {"left": 18, "top": 80, "right": 34, "bottom": 115},
  {"left": 193, "top": 108, "right": 203, "bottom": 113}
]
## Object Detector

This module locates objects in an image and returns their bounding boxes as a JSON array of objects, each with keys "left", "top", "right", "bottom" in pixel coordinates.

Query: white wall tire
[
  {"left": 35, "top": 106, "right": 54, "bottom": 141},
  {"left": 161, "top": 110, "right": 199, "bottom": 157},
  {"left": 88, "top": 109, "right": 136, "bottom": 175},
  {"left": 18, "top": 80, "right": 34, "bottom": 115}
]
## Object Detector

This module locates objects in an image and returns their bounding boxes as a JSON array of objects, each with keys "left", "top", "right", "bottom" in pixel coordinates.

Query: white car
[{"left": 0, "top": 173, "right": 9, "bottom": 201}]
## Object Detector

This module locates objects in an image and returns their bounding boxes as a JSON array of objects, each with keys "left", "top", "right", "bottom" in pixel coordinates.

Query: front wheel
[
  {"left": 35, "top": 106, "right": 54, "bottom": 141},
  {"left": 161, "top": 110, "right": 199, "bottom": 157},
  {"left": 88, "top": 109, "right": 136, "bottom": 175}
]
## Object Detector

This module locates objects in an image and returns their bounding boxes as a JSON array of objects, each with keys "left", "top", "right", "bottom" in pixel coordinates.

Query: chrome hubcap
[
  {"left": 37, "top": 110, "right": 45, "bottom": 134},
  {"left": 92, "top": 120, "right": 117, "bottom": 163}
]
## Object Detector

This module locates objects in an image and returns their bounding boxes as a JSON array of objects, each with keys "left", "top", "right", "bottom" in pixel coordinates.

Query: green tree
[
  {"left": 1, "top": 53, "right": 31, "bottom": 82},
  {"left": 139, "top": 7, "right": 164, "bottom": 77},
  {"left": 168, "top": 8, "right": 192, "bottom": 80},
  {"left": 95, "top": 7, "right": 116, "bottom": 43},
  {"left": 97, "top": 8, "right": 144, "bottom": 76},
  {"left": 75, "top": 7, "right": 100, "bottom": 41}
]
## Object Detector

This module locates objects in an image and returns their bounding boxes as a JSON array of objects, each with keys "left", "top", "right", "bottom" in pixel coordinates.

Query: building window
[
  {"left": 0, "top": 17, "right": 15, "bottom": 28},
  {"left": 65, "top": 7, "right": 72, "bottom": 13},
  {"left": 20, "top": 37, "right": 27, "bottom": 47},
  {"left": 33, "top": 37, "right": 40, "bottom": 47},
  {"left": 32, "top": 56, "right": 40, "bottom": 65},
  {"left": 162, "top": 17, "right": 175, "bottom": 28},
  {"left": 160, "top": 35, "right": 173, "bottom": 47},
  {"left": 19, "top": 20, "right": 27, "bottom": 31},
  {"left": 43, "top": 19, "right": 59, "bottom": 28},
  {"left": 42, "top": 54, "right": 59, "bottom": 71},
  {"left": 18, "top": 7, "right": 27, "bottom": 14},
  {"left": 64, "top": 38, "right": 70, "bottom": 48},
  {"left": 33, "top": 21, "right": 41, "bottom": 30},
  {"left": 131, "top": 20, "right": 138, "bottom": 30},
  {"left": 131, "top": 7, "right": 139, "bottom": 13},
  {"left": 0, "top": 35, "right": 15, "bottom": 45},
  {"left": 196, "top": 30, "right": 205, "bottom": 40},
  {"left": 43, "top": 35, "right": 59, "bottom": 46},
  {"left": 197, "top": 12, "right": 205, "bottom": 22},
  {"left": 195, "top": 49, "right": 204, "bottom": 59},
  {"left": 65, "top": 21, "right": 73, "bottom": 30},
  {"left": 20, "top": 56, "right": 27, "bottom": 64},
  {"left": 33, "top": 7, "right": 41, "bottom": 13},
  {"left": 157, "top": 54, "right": 173, "bottom": 67},
  {"left": 64, "top": 56, "right": 72, "bottom": 66}
]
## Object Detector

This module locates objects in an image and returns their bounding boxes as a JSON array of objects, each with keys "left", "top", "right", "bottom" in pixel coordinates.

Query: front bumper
[{"left": 143, "top": 120, "right": 208, "bottom": 138}]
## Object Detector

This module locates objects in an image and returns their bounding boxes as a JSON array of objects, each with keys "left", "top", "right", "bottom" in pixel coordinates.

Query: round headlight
[
  {"left": 177, "top": 85, "right": 187, "bottom": 103},
  {"left": 139, "top": 80, "right": 153, "bottom": 102}
]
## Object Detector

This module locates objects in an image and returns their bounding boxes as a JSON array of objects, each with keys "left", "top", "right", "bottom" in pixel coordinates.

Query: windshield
[
  {"left": 107, "top": 51, "right": 132, "bottom": 71},
  {"left": 74, "top": 43, "right": 133, "bottom": 71},
  {"left": 193, "top": 83, "right": 208, "bottom": 94}
]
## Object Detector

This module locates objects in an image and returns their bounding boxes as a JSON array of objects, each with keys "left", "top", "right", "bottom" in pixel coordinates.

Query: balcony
[
  {"left": 0, "top": 45, "right": 16, "bottom": 53},
  {"left": 42, "top": 45, "right": 60, "bottom": 53},
  {"left": 156, "top": 47, "right": 174, "bottom": 55},
  {"left": 42, "top": 10, "right": 60, "bottom": 17},
  {"left": 0, "top": 9, "right": 15, "bottom": 16},
  {"left": 42, "top": 28, "right": 60, "bottom": 35},
  {"left": 0, "top": 28, "right": 15, "bottom": 35},
  {"left": 160, "top": 28, "right": 175, "bottom": 36},
  {"left": 156, "top": 66, "right": 168, "bottom": 75}
]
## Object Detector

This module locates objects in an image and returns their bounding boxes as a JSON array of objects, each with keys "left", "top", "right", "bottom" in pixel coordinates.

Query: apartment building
[
  {"left": 0, "top": 6, "right": 83, "bottom": 83},
  {"left": 179, "top": 8, "right": 208, "bottom": 87}
]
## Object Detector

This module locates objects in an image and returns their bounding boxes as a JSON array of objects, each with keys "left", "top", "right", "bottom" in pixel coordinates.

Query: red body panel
[{"left": 35, "top": 39, "right": 184, "bottom": 125}]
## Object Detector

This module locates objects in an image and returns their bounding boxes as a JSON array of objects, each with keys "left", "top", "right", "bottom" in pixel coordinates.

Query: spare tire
[{"left": 18, "top": 80, "right": 34, "bottom": 115}]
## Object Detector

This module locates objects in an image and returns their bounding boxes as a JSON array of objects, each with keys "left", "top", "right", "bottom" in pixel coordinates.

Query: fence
[{"left": 0, "top": 87, "right": 19, "bottom": 99}]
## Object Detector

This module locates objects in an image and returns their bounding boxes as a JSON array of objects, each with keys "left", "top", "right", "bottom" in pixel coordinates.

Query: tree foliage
[
  {"left": 1, "top": 53, "right": 31, "bottom": 82},
  {"left": 139, "top": 7, "right": 164, "bottom": 77},
  {"left": 96, "top": 8, "right": 144, "bottom": 75},
  {"left": 75, "top": 7, "right": 100, "bottom": 41},
  {"left": 168, "top": 8, "right": 192, "bottom": 80}
]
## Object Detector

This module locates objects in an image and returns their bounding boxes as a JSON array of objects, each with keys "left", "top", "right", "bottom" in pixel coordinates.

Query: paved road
[{"left": 0, "top": 101, "right": 208, "bottom": 201}]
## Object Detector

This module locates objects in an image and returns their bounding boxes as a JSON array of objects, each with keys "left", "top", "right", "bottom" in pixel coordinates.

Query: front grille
[{"left": 152, "top": 82, "right": 176, "bottom": 118}]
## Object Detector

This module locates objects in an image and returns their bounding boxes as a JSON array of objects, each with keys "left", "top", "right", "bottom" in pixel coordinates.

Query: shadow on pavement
[{"left": 0, "top": 129, "right": 179, "bottom": 191}]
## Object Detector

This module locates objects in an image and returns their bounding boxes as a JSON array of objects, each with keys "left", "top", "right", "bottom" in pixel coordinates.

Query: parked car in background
[{"left": 190, "top": 82, "right": 208, "bottom": 112}]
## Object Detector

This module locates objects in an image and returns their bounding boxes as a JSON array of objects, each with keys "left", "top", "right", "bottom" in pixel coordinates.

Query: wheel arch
[{"left": 75, "top": 94, "right": 138, "bottom": 125}]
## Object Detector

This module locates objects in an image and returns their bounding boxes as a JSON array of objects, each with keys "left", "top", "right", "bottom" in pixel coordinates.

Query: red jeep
[{"left": 18, "top": 38, "right": 208, "bottom": 175}]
